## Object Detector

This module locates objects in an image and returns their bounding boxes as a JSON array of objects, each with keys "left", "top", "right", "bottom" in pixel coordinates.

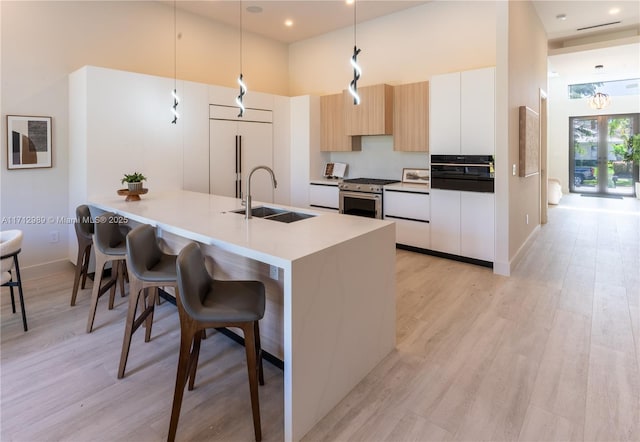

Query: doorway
[{"left": 569, "top": 113, "right": 639, "bottom": 196}]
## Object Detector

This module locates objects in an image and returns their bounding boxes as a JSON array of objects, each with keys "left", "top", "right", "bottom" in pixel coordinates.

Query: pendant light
[
  {"left": 236, "top": 0, "right": 247, "bottom": 117},
  {"left": 588, "top": 91, "right": 611, "bottom": 110},
  {"left": 348, "top": 0, "right": 362, "bottom": 105},
  {"left": 171, "top": 0, "right": 179, "bottom": 124}
]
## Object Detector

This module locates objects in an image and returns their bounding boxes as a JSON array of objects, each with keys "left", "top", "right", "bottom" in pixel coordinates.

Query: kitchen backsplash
[{"left": 329, "top": 136, "right": 428, "bottom": 180}]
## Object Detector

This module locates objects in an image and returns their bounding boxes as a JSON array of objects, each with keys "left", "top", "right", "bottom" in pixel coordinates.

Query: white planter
[{"left": 127, "top": 182, "right": 143, "bottom": 192}]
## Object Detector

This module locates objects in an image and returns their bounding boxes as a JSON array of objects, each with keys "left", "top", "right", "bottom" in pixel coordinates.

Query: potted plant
[
  {"left": 621, "top": 134, "right": 640, "bottom": 199},
  {"left": 121, "top": 172, "right": 147, "bottom": 192}
]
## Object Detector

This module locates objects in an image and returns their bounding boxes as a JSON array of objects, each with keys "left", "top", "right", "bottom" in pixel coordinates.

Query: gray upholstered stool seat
[
  {"left": 86, "top": 211, "right": 128, "bottom": 333},
  {"left": 168, "top": 242, "right": 265, "bottom": 442},
  {"left": 118, "top": 223, "right": 177, "bottom": 379}
]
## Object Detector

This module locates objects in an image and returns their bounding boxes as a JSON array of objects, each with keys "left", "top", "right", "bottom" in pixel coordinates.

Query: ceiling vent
[{"left": 576, "top": 21, "right": 622, "bottom": 31}]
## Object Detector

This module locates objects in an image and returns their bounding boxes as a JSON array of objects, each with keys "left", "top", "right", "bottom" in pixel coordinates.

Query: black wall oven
[{"left": 431, "top": 155, "right": 494, "bottom": 193}]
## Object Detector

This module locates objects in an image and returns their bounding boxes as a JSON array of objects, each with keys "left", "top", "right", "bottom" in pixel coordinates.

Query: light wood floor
[{"left": 2, "top": 194, "right": 639, "bottom": 441}]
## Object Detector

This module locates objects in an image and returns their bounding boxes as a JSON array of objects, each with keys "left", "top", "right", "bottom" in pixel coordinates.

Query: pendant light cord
[
  {"left": 236, "top": 0, "right": 247, "bottom": 117},
  {"left": 174, "top": 0, "right": 177, "bottom": 90},
  {"left": 348, "top": 0, "right": 361, "bottom": 105},
  {"left": 171, "top": 0, "right": 179, "bottom": 124}
]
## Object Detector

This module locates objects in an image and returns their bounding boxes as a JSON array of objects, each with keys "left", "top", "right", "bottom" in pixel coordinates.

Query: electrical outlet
[
  {"left": 49, "top": 231, "right": 59, "bottom": 243},
  {"left": 526, "top": 214, "right": 529, "bottom": 225},
  {"left": 269, "top": 265, "right": 279, "bottom": 280},
  {"left": 512, "top": 164, "right": 517, "bottom": 176}
]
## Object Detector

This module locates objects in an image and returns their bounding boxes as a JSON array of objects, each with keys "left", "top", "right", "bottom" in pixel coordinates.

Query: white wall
[
  {"left": 289, "top": 1, "right": 497, "bottom": 96},
  {"left": 1, "top": 1, "right": 289, "bottom": 271}
]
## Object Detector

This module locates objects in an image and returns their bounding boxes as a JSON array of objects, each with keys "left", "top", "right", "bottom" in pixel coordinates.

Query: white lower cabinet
[
  {"left": 430, "top": 189, "right": 494, "bottom": 262},
  {"left": 430, "top": 189, "right": 461, "bottom": 255},
  {"left": 309, "top": 183, "right": 339, "bottom": 212},
  {"left": 461, "top": 192, "right": 495, "bottom": 261},
  {"left": 383, "top": 189, "right": 430, "bottom": 249}
]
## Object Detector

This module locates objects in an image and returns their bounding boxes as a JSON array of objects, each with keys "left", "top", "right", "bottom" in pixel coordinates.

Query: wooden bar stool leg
[
  {"left": 118, "top": 278, "right": 142, "bottom": 379},
  {"left": 71, "top": 243, "right": 87, "bottom": 306},
  {"left": 243, "top": 323, "right": 262, "bottom": 442},
  {"left": 168, "top": 328, "right": 197, "bottom": 442},
  {"left": 187, "top": 330, "right": 202, "bottom": 391},
  {"left": 80, "top": 244, "right": 91, "bottom": 289},
  {"left": 254, "top": 321, "right": 264, "bottom": 386},
  {"left": 86, "top": 256, "right": 106, "bottom": 333},
  {"left": 144, "top": 287, "right": 157, "bottom": 342}
]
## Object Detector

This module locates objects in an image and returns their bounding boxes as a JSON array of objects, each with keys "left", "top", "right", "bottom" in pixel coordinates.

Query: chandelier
[{"left": 588, "top": 91, "right": 611, "bottom": 110}]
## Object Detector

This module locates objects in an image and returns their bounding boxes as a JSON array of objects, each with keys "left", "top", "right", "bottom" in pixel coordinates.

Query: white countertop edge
[
  {"left": 383, "top": 182, "right": 430, "bottom": 193},
  {"left": 309, "top": 178, "right": 341, "bottom": 186}
]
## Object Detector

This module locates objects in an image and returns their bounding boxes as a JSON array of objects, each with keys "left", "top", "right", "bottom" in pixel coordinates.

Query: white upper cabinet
[
  {"left": 429, "top": 72, "right": 461, "bottom": 155},
  {"left": 461, "top": 67, "right": 495, "bottom": 155},
  {"left": 430, "top": 67, "right": 495, "bottom": 155}
]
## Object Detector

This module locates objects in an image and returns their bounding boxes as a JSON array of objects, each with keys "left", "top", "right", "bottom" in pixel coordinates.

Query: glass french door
[{"left": 570, "top": 114, "right": 638, "bottom": 196}]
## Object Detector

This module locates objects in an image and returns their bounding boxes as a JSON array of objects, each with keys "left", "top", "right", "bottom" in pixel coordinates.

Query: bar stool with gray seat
[
  {"left": 118, "top": 223, "right": 178, "bottom": 379},
  {"left": 86, "top": 211, "right": 128, "bottom": 333},
  {"left": 1, "top": 230, "right": 28, "bottom": 331},
  {"left": 70, "top": 205, "right": 94, "bottom": 307},
  {"left": 169, "top": 242, "right": 266, "bottom": 442}
]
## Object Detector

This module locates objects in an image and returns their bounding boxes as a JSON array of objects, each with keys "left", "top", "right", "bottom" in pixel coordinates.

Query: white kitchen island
[{"left": 89, "top": 190, "right": 396, "bottom": 441}]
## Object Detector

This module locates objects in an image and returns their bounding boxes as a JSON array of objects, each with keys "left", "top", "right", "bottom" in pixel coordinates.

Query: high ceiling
[
  {"left": 164, "top": 1, "right": 640, "bottom": 45},
  {"left": 165, "top": 1, "right": 427, "bottom": 44},
  {"left": 163, "top": 1, "right": 640, "bottom": 82}
]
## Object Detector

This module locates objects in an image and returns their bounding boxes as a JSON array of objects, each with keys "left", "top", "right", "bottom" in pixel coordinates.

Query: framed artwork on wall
[
  {"left": 402, "top": 168, "right": 429, "bottom": 184},
  {"left": 518, "top": 106, "right": 539, "bottom": 178},
  {"left": 6, "top": 115, "right": 52, "bottom": 169}
]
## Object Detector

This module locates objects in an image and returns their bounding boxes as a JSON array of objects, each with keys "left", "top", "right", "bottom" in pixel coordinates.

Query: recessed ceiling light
[
  {"left": 284, "top": 19, "right": 293, "bottom": 27},
  {"left": 556, "top": 13, "right": 567, "bottom": 21},
  {"left": 246, "top": 5, "right": 262, "bottom": 13},
  {"left": 345, "top": 0, "right": 355, "bottom": 4},
  {"left": 609, "top": 7, "right": 621, "bottom": 15}
]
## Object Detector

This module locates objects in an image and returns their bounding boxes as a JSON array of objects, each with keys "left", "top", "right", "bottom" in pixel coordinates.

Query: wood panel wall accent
[
  {"left": 393, "top": 81, "right": 429, "bottom": 152},
  {"left": 344, "top": 84, "right": 394, "bottom": 136}
]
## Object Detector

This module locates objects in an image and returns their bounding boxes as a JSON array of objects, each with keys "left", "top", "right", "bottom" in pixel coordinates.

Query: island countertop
[
  {"left": 90, "top": 190, "right": 393, "bottom": 268},
  {"left": 89, "top": 189, "right": 396, "bottom": 442}
]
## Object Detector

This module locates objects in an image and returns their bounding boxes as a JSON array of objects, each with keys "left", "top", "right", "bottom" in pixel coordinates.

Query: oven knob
[
  {"left": 356, "top": 185, "right": 361, "bottom": 190},
  {"left": 370, "top": 186, "right": 375, "bottom": 192}
]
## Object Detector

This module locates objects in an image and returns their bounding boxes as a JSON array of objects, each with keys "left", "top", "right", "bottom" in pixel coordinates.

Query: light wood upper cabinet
[
  {"left": 393, "top": 81, "right": 429, "bottom": 152},
  {"left": 320, "top": 93, "right": 361, "bottom": 152},
  {"left": 344, "top": 84, "right": 393, "bottom": 136}
]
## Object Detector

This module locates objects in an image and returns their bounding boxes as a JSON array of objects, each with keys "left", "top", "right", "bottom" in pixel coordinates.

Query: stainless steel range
[{"left": 338, "top": 178, "right": 399, "bottom": 219}]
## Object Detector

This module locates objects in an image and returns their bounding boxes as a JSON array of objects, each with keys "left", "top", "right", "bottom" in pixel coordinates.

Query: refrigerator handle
[
  {"left": 235, "top": 135, "right": 240, "bottom": 198},
  {"left": 238, "top": 135, "right": 243, "bottom": 199}
]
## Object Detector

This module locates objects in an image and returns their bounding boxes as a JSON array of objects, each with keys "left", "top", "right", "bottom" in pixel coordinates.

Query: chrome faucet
[{"left": 245, "top": 166, "right": 278, "bottom": 219}]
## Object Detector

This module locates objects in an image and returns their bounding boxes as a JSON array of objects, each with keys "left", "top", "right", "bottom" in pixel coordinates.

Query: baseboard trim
[
  {"left": 509, "top": 224, "right": 541, "bottom": 273},
  {"left": 21, "top": 259, "right": 75, "bottom": 280},
  {"left": 396, "top": 244, "right": 493, "bottom": 269}
]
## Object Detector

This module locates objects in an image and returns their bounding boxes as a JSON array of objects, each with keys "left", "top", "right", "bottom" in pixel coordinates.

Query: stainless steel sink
[
  {"left": 230, "top": 206, "right": 316, "bottom": 223},
  {"left": 231, "top": 206, "right": 288, "bottom": 218},
  {"left": 266, "top": 211, "right": 316, "bottom": 223}
]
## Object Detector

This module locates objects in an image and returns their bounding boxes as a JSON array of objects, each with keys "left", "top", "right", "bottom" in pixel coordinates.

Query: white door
[
  {"left": 238, "top": 121, "right": 274, "bottom": 203},
  {"left": 209, "top": 119, "right": 239, "bottom": 197},
  {"left": 430, "top": 189, "right": 461, "bottom": 255}
]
